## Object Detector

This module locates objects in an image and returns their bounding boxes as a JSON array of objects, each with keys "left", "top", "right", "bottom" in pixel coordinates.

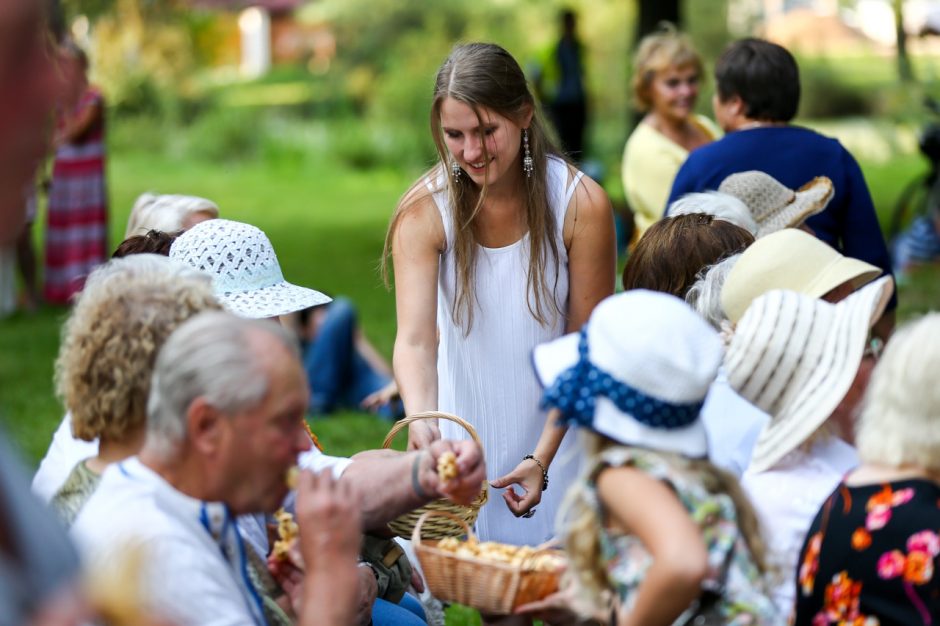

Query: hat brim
[
  {"left": 804, "top": 256, "right": 883, "bottom": 300},
  {"left": 756, "top": 177, "right": 833, "bottom": 238},
  {"left": 532, "top": 333, "right": 709, "bottom": 458},
  {"left": 219, "top": 281, "right": 332, "bottom": 319},
  {"left": 748, "top": 275, "right": 893, "bottom": 472}
]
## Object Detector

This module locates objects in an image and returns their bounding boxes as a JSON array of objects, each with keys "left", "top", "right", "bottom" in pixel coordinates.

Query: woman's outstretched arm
[{"left": 390, "top": 193, "right": 446, "bottom": 449}]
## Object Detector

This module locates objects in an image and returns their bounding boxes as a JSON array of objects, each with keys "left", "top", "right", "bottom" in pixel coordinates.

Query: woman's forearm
[
  {"left": 393, "top": 339, "right": 438, "bottom": 415},
  {"left": 532, "top": 408, "right": 568, "bottom": 468}
]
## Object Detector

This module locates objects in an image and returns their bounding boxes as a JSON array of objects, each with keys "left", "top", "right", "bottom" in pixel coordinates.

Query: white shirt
[
  {"left": 72, "top": 457, "right": 267, "bottom": 626},
  {"left": 701, "top": 369, "right": 768, "bottom": 477},
  {"left": 741, "top": 436, "right": 858, "bottom": 619},
  {"left": 32, "top": 413, "right": 97, "bottom": 502}
]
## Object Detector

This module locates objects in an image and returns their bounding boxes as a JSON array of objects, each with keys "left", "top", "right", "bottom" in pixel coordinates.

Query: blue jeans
[
  {"left": 372, "top": 593, "right": 427, "bottom": 625},
  {"left": 305, "top": 298, "right": 397, "bottom": 417}
]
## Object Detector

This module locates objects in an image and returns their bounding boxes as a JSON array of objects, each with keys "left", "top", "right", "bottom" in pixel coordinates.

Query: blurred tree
[
  {"left": 636, "top": 0, "right": 680, "bottom": 40},
  {"left": 894, "top": 0, "right": 914, "bottom": 82}
]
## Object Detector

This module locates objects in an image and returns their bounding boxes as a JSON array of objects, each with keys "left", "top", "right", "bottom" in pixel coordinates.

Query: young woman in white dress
[{"left": 384, "top": 42, "right": 615, "bottom": 547}]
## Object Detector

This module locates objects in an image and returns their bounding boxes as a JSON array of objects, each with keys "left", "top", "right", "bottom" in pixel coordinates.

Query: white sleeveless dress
[{"left": 429, "top": 156, "right": 583, "bottom": 545}]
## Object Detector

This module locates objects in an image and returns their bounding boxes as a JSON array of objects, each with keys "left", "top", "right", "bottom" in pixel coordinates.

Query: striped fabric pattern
[{"left": 43, "top": 88, "right": 108, "bottom": 304}]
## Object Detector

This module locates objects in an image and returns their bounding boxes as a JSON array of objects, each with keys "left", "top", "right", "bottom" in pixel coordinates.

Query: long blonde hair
[
  {"left": 383, "top": 42, "right": 566, "bottom": 332},
  {"left": 560, "top": 433, "right": 769, "bottom": 607}
]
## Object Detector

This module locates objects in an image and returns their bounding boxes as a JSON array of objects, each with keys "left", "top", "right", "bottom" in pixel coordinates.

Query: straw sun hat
[
  {"left": 718, "top": 171, "right": 833, "bottom": 238},
  {"left": 724, "top": 276, "right": 894, "bottom": 473},
  {"left": 721, "top": 228, "right": 883, "bottom": 324},
  {"left": 170, "top": 219, "right": 330, "bottom": 319},
  {"left": 532, "top": 290, "right": 723, "bottom": 458}
]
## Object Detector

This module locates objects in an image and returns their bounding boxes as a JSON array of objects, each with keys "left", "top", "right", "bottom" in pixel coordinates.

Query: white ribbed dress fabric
[{"left": 430, "top": 156, "right": 582, "bottom": 545}]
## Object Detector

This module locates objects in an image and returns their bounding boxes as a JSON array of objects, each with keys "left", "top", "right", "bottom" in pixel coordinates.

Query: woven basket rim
[{"left": 382, "top": 411, "right": 483, "bottom": 449}]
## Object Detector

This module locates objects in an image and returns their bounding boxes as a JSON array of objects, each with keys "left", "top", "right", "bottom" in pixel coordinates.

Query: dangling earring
[
  {"left": 522, "top": 128, "right": 533, "bottom": 178},
  {"left": 451, "top": 159, "right": 461, "bottom": 180}
]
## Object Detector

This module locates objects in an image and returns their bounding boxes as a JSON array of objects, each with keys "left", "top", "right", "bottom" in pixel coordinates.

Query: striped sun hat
[{"left": 724, "top": 275, "right": 894, "bottom": 473}]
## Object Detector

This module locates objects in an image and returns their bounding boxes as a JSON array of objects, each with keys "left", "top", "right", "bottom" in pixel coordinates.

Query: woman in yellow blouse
[{"left": 622, "top": 26, "right": 719, "bottom": 239}]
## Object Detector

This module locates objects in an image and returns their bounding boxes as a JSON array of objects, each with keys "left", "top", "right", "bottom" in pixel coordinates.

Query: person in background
[
  {"left": 298, "top": 300, "right": 403, "bottom": 419},
  {"left": 43, "top": 40, "right": 108, "bottom": 305},
  {"left": 533, "top": 8, "right": 589, "bottom": 162},
  {"left": 124, "top": 192, "right": 218, "bottom": 238},
  {"left": 793, "top": 314, "right": 940, "bottom": 625},
  {"left": 526, "top": 291, "right": 778, "bottom": 625},
  {"left": 724, "top": 278, "right": 893, "bottom": 619},
  {"left": 622, "top": 25, "right": 719, "bottom": 240},
  {"left": 666, "top": 38, "right": 896, "bottom": 338},
  {"left": 386, "top": 42, "right": 615, "bottom": 549}
]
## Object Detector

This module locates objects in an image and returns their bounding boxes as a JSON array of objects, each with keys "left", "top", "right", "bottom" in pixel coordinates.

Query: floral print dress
[
  {"left": 795, "top": 479, "right": 940, "bottom": 625},
  {"left": 591, "top": 447, "right": 781, "bottom": 625}
]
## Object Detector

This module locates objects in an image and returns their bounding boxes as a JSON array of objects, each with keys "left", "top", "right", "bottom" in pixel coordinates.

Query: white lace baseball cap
[{"left": 169, "top": 219, "right": 331, "bottom": 319}]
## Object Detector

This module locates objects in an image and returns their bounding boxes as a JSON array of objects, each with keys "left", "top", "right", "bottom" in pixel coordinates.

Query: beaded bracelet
[{"left": 523, "top": 454, "right": 549, "bottom": 491}]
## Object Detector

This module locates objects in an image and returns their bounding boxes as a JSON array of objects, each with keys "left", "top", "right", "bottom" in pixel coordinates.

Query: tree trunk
[
  {"left": 894, "top": 0, "right": 914, "bottom": 82},
  {"left": 636, "top": 0, "right": 681, "bottom": 40}
]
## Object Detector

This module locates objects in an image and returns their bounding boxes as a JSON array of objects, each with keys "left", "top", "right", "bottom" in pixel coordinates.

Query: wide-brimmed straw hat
[
  {"left": 532, "top": 290, "right": 723, "bottom": 458},
  {"left": 725, "top": 276, "right": 894, "bottom": 473},
  {"left": 718, "top": 171, "right": 833, "bottom": 238},
  {"left": 170, "top": 219, "right": 331, "bottom": 319},
  {"left": 721, "top": 228, "right": 883, "bottom": 323}
]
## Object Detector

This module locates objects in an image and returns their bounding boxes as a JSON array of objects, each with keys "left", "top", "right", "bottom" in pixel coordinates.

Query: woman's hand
[
  {"left": 407, "top": 420, "right": 441, "bottom": 450},
  {"left": 490, "top": 457, "right": 545, "bottom": 517}
]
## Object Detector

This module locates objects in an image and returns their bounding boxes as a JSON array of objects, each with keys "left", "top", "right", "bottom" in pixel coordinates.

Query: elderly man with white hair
[{"left": 73, "top": 310, "right": 486, "bottom": 626}]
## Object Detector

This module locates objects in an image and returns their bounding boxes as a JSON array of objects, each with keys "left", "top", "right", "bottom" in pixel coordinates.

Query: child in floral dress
[{"left": 530, "top": 290, "right": 780, "bottom": 625}]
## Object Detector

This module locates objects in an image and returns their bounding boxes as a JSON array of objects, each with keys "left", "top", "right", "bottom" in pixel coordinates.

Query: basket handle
[
  {"left": 411, "top": 509, "right": 475, "bottom": 547},
  {"left": 382, "top": 411, "right": 482, "bottom": 449}
]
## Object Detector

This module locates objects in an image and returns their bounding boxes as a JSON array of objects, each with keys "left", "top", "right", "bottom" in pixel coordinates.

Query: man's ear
[
  {"left": 187, "top": 397, "right": 225, "bottom": 456},
  {"left": 727, "top": 94, "right": 746, "bottom": 119}
]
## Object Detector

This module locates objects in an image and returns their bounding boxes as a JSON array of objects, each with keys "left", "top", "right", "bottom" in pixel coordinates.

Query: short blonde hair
[
  {"left": 55, "top": 255, "right": 221, "bottom": 442},
  {"left": 856, "top": 314, "right": 940, "bottom": 472},
  {"left": 632, "top": 25, "right": 703, "bottom": 112}
]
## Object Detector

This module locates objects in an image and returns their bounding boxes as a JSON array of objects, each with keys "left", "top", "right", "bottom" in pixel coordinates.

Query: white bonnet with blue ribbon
[{"left": 532, "top": 290, "right": 723, "bottom": 457}]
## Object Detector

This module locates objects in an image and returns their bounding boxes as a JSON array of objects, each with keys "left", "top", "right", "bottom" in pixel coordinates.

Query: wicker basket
[
  {"left": 382, "top": 411, "right": 488, "bottom": 539},
  {"left": 412, "top": 511, "right": 564, "bottom": 615}
]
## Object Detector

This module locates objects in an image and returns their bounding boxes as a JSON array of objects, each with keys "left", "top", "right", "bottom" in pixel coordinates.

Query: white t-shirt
[
  {"left": 72, "top": 457, "right": 267, "bottom": 626},
  {"left": 741, "top": 436, "right": 858, "bottom": 620},
  {"left": 700, "top": 369, "right": 768, "bottom": 477},
  {"left": 32, "top": 413, "right": 97, "bottom": 502}
]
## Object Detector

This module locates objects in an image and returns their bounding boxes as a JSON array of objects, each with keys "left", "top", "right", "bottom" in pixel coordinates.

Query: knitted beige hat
[
  {"left": 721, "top": 228, "right": 883, "bottom": 323},
  {"left": 725, "top": 276, "right": 893, "bottom": 473},
  {"left": 718, "top": 171, "right": 833, "bottom": 238}
]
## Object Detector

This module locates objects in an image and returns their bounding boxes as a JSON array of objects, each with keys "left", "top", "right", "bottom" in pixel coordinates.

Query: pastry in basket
[
  {"left": 435, "top": 536, "right": 565, "bottom": 571},
  {"left": 271, "top": 508, "right": 299, "bottom": 562}
]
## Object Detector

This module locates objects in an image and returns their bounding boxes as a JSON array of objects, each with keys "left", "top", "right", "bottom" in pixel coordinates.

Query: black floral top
[{"left": 794, "top": 479, "right": 940, "bottom": 625}]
